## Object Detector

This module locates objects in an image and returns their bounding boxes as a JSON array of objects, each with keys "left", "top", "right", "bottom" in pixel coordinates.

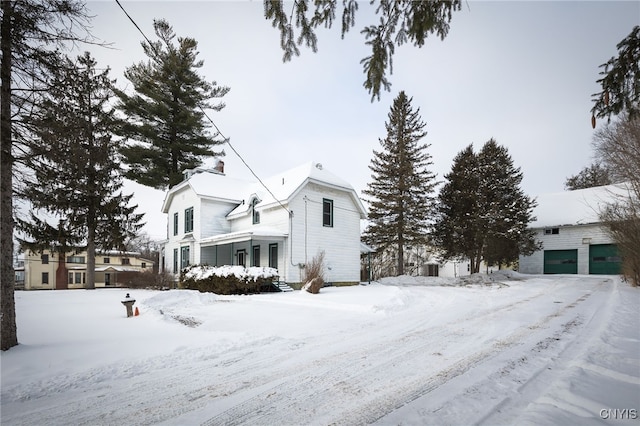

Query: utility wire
[{"left": 114, "top": 0, "right": 291, "bottom": 215}]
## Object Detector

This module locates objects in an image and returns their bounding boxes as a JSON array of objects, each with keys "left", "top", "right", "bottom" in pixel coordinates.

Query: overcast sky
[{"left": 81, "top": 1, "right": 639, "bottom": 241}]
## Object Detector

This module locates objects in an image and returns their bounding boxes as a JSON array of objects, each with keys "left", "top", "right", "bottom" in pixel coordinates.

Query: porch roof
[
  {"left": 200, "top": 227, "right": 288, "bottom": 246},
  {"left": 95, "top": 266, "right": 141, "bottom": 272}
]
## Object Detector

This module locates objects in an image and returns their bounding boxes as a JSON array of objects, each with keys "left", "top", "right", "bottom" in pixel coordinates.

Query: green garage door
[
  {"left": 589, "top": 244, "right": 621, "bottom": 275},
  {"left": 544, "top": 249, "right": 578, "bottom": 274}
]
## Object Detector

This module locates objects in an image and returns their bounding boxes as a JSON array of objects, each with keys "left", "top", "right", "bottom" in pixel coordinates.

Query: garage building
[{"left": 518, "top": 184, "right": 628, "bottom": 275}]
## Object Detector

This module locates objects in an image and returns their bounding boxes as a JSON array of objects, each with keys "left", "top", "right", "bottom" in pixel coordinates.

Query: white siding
[
  {"left": 519, "top": 224, "right": 614, "bottom": 274},
  {"left": 200, "top": 198, "right": 235, "bottom": 238},
  {"left": 164, "top": 186, "right": 199, "bottom": 273},
  {"left": 287, "top": 183, "right": 361, "bottom": 284},
  {"left": 162, "top": 172, "right": 365, "bottom": 286}
]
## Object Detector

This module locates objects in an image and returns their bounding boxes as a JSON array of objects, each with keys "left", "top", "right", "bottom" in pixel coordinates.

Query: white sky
[{"left": 81, "top": 1, "right": 640, "bottom": 241}]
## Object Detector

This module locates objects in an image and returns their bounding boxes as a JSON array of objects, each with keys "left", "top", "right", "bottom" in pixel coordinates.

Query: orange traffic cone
[{"left": 134, "top": 307, "right": 140, "bottom": 316}]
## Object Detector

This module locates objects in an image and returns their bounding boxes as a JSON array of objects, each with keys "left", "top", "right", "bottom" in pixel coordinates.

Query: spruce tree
[
  {"left": 477, "top": 139, "right": 539, "bottom": 268},
  {"left": 433, "top": 140, "right": 538, "bottom": 272},
  {"left": 1, "top": 0, "right": 94, "bottom": 350},
  {"left": 116, "top": 19, "right": 230, "bottom": 189},
  {"left": 564, "top": 163, "right": 613, "bottom": 190},
  {"left": 432, "top": 145, "right": 483, "bottom": 272},
  {"left": 17, "top": 52, "right": 144, "bottom": 289},
  {"left": 363, "top": 91, "right": 437, "bottom": 276},
  {"left": 265, "top": 0, "right": 461, "bottom": 101}
]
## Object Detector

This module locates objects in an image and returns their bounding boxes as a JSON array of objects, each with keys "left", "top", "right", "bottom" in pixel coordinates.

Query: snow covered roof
[
  {"left": 95, "top": 266, "right": 141, "bottom": 272},
  {"left": 228, "top": 161, "right": 364, "bottom": 217},
  {"left": 161, "top": 172, "right": 251, "bottom": 213},
  {"left": 530, "top": 183, "right": 633, "bottom": 228},
  {"left": 200, "top": 227, "right": 288, "bottom": 246},
  {"left": 163, "top": 161, "right": 367, "bottom": 218}
]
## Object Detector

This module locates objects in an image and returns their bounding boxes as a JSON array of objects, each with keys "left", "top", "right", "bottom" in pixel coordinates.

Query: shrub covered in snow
[{"left": 180, "top": 265, "right": 279, "bottom": 295}]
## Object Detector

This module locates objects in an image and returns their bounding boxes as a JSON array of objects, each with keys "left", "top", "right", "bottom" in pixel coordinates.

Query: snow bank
[
  {"left": 379, "top": 270, "right": 524, "bottom": 287},
  {"left": 2, "top": 275, "right": 637, "bottom": 426}
]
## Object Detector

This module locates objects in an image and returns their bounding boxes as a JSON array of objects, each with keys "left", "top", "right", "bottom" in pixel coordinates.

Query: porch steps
[{"left": 275, "top": 282, "right": 294, "bottom": 292}]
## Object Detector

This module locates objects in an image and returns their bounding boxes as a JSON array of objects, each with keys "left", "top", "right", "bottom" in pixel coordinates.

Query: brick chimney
[{"left": 214, "top": 160, "right": 225, "bottom": 174}]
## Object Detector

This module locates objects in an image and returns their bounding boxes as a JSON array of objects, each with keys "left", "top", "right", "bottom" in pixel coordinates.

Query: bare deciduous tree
[{"left": 594, "top": 116, "right": 640, "bottom": 286}]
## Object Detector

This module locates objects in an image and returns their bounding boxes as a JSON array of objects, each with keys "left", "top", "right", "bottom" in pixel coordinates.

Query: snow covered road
[{"left": 2, "top": 274, "right": 638, "bottom": 425}]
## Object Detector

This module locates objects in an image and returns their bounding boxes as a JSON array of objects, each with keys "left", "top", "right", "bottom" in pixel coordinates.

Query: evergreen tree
[
  {"left": 477, "top": 139, "right": 539, "bottom": 268},
  {"left": 116, "top": 19, "right": 230, "bottom": 189},
  {"left": 363, "top": 91, "right": 437, "bottom": 276},
  {"left": 564, "top": 162, "right": 613, "bottom": 190},
  {"left": 431, "top": 145, "right": 483, "bottom": 272},
  {"left": 265, "top": 0, "right": 461, "bottom": 101},
  {"left": 591, "top": 26, "right": 639, "bottom": 124},
  {"left": 17, "top": 52, "right": 144, "bottom": 290},
  {"left": 1, "top": 0, "right": 94, "bottom": 351},
  {"left": 433, "top": 140, "right": 538, "bottom": 273}
]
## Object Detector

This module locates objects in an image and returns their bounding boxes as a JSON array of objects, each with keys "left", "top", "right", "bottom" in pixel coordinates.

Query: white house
[
  {"left": 161, "top": 161, "right": 367, "bottom": 288},
  {"left": 518, "top": 184, "right": 628, "bottom": 275}
]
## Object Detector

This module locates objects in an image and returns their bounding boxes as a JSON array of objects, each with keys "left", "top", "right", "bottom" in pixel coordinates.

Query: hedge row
[{"left": 180, "top": 265, "right": 279, "bottom": 295}]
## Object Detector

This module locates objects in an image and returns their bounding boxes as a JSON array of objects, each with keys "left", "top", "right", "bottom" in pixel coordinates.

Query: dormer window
[{"left": 251, "top": 199, "right": 260, "bottom": 224}]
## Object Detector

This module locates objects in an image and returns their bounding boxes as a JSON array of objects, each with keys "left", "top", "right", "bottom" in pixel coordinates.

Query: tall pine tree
[
  {"left": 116, "top": 19, "right": 230, "bottom": 189},
  {"left": 363, "top": 91, "right": 437, "bottom": 276},
  {"left": 1, "top": 0, "right": 95, "bottom": 350},
  {"left": 17, "top": 52, "right": 144, "bottom": 289},
  {"left": 433, "top": 139, "right": 538, "bottom": 272}
]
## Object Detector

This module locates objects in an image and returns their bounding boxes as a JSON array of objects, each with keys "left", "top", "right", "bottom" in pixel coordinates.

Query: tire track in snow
[
  {"left": 2, "top": 280, "right": 599, "bottom": 426},
  {"left": 198, "top": 288, "right": 596, "bottom": 425}
]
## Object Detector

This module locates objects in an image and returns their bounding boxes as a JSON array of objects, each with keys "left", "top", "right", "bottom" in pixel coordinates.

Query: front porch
[{"left": 199, "top": 228, "right": 288, "bottom": 280}]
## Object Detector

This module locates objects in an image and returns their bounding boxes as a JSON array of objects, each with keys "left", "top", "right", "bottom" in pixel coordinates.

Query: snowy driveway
[{"left": 1, "top": 274, "right": 638, "bottom": 425}]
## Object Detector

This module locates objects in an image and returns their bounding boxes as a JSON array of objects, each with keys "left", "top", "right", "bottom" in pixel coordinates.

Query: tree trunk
[
  {"left": 86, "top": 219, "right": 96, "bottom": 289},
  {"left": 55, "top": 250, "right": 68, "bottom": 290},
  {"left": 397, "top": 232, "right": 404, "bottom": 276},
  {"left": 1, "top": 0, "right": 18, "bottom": 350}
]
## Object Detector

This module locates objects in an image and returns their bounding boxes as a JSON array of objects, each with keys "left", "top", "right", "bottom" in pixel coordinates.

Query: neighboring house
[
  {"left": 364, "top": 244, "right": 488, "bottom": 279},
  {"left": 519, "top": 184, "right": 628, "bottom": 275},
  {"left": 20, "top": 249, "right": 154, "bottom": 290},
  {"left": 161, "top": 161, "right": 367, "bottom": 288}
]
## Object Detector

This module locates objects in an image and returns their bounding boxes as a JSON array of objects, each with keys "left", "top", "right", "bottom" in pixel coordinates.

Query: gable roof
[
  {"left": 161, "top": 172, "right": 252, "bottom": 213},
  {"left": 228, "top": 162, "right": 366, "bottom": 217},
  {"left": 162, "top": 161, "right": 367, "bottom": 219},
  {"left": 530, "top": 183, "right": 633, "bottom": 228}
]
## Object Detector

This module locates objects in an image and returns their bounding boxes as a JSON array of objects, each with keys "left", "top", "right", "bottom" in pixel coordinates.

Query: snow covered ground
[{"left": 1, "top": 273, "right": 638, "bottom": 425}]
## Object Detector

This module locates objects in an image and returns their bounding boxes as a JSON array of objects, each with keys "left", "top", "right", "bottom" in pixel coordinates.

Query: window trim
[
  {"left": 237, "top": 249, "right": 247, "bottom": 267},
  {"left": 252, "top": 245, "right": 260, "bottom": 267},
  {"left": 180, "top": 246, "right": 190, "bottom": 269},
  {"left": 173, "top": 248, "right": 178, "bottom": 273},
  {"left": 173, "top": 212, "right": 179, "bottom": 236},
  {"left": 269, "top": 243, "right": 278, "bottom": 269},
  {"left": 323, "top": 198, "right": 334, "bottom": 227},
  {"left": 184, "top": 207, "right": 194, "bottom": 233}
]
